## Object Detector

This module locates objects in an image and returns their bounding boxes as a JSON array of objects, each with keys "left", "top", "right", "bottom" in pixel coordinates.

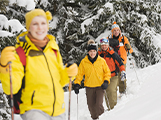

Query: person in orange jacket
[
  {"left": 108, "top": 22, "right": 133, "bottom": 94},
  {"left": 74, "top": 39, "right": 111, "bottom": 120},
  {"left": 98, "top": 37, "right": 126, "bottom": 110}
]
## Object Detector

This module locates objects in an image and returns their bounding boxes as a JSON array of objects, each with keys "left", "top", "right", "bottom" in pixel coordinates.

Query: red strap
[
  {"left": 16, "top": 47, "right": 26, "bottom": 66},
  {"left": 52, "top": 49, "right": 57, "bottom": 57},
  {"left": 16, "top": 47, "right": 56, "bottom": 66},
  {"left": 13, "top": 101, "right": 20, "bottom": 114}
]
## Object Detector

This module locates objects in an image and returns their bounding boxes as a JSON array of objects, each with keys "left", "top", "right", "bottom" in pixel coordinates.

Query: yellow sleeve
[
  {"left": 56, "top": 51, "right": 69, "bottom": 87},
  {"left": 74, "top": 60, "right": 85, "bottom": 85},
  {"left": 0, "top": 54, "right": 24, "bottom": 95}
]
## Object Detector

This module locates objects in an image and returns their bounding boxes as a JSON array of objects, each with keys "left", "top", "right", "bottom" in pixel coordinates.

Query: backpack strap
[
  {"left": 16, "top": 47, "right": 57, "bottom": 66},
  {"left": 52, "top": 49, "right": 57, "bottom": 57},
  {"left": 10, "top": 46, "right": 26, "bottom": 114},
  {"left": 16, "top": 47, "right": 26, "bottom": 66},
  {"left": 121, "top": 35, "right": 125, "bottom": 45}
]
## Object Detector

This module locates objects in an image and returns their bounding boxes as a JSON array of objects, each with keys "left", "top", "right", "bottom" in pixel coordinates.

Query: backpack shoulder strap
[
  {"left": 52, "top": 49, "right": 57, "bottom": 57},
  {"left": 16, "top": 47, "right": 26, "bottom": 66},
  {"left": 121, "top": 35, "right": 125, "bottom": 45}
]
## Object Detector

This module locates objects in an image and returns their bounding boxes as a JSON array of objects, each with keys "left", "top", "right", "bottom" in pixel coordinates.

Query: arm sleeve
[
  {"left": 102, "top": 59, "right": 111, "bottom": 84},
  {"left": 74, "top": 61, "right": 85, "bottom": 85},
  {"left": 0, "top": 53, "right": 24, "bottom": 95},
  {"left": 56, "top": 51, "right": 70, "bottom": 87},
  {"left": 113, "top": 52, "right": 125, "bottom": 72}
]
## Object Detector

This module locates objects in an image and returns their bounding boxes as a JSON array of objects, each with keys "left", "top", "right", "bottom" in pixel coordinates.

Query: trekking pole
[
  {"left": 68, "top": 77, "right": 72, "bottom": 120},
  {"left": 131, "top": 62, "right": 140, "bottom": 85},
  {"left": 128, "top": 53, "right": 140, "bottom": 85},
  {"left": 123, "top": 81, "right": 127, "bottom": 95},
  {"left": 104, "top": 90, "right": 111, "bottom": 110},
  {"left": 9, "top": 62, "right": 14, "bottom": 120},
  {"left": 77, "top": 94, "right": 78, "bottom": 120}
]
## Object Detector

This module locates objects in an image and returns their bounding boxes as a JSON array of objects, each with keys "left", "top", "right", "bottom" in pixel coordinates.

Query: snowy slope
[
  {"left": 64, "top": 59, "right": 161, "bottom": 120},
  {"left": 2, "top": 54, "right": 161, "bottom": 120}
]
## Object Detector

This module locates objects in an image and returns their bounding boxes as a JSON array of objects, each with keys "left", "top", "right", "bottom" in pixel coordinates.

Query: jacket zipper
[
  {"left": 31, "top": 90, "right": 35, "bottom": 105},
  {"left": 43, "top": 52, "right": 56, "bottom": 116}
]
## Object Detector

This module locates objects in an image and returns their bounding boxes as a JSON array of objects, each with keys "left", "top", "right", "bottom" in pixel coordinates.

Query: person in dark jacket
[
  {"left": 98, "top": 37, "right": 126, "bottom": 110},
  {"left": 108, "top": 22, "right": 133, "bottom": 94}
]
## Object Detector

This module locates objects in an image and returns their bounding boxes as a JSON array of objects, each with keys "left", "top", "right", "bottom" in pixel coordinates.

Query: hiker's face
[
  {"left": 101, "top": 44, "right": 109, "bottom": 51},
  {"left": 113, "top": 29, "right": 120, "bottom": 37},
  {"left": 29, "top": 16, "right": 48, "bottom": 40},
  {"left": 88, "top": 50, "right": 97, "bottom": 59}
]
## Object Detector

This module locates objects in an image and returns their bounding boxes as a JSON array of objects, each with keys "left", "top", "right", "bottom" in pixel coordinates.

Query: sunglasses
[{"left": 100, "top": 38, "right": 109, "bottom": 43}]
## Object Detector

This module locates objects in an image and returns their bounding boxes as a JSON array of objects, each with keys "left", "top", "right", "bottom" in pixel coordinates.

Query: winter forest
[{"left": 0, "top": 0, "right": 161, "bottom": 120}]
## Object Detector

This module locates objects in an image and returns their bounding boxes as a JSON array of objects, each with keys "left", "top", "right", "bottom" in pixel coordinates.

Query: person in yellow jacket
[
  {"left": 108, "top": 21, "right": 133, "bottom": 94},
  {"left": 0, "top": 9, "right": 78, "bottom": 120},
  {"left": 73, "top": 40, "right": 111, "bottom": 120}
]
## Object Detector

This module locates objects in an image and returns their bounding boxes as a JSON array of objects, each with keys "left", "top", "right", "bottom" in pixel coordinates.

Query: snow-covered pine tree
[
  {"left": 1, "top": 0, "right": 161, "bottom": 67},
  {"left": 0, "top": 0, "right": 9, "bottom": 13},
  {"left": 0, "top": 91, "right": 11, "bottom": 120}
]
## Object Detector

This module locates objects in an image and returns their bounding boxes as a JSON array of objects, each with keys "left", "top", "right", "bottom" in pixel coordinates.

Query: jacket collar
[{"left": 16, "top": 31, "right": 59, "bottom": 51}]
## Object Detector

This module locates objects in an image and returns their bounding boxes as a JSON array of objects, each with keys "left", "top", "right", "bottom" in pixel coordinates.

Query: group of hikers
[{"left": 0, "top": 9, "right": 133, "bottom": 120}]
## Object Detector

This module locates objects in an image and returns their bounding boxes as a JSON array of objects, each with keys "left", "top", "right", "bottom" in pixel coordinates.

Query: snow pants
[
  {"left": 105, "top": 75, "right": 118, "bottom": 110},
  {"left": 85, "top": 87, "right": 104, "bottom": 119},
  {"left": 118, "top": 64, "right": 127, "bottom": 93},
  {"left": 20, "top": 110, "right": 65, "bottom": 120}
]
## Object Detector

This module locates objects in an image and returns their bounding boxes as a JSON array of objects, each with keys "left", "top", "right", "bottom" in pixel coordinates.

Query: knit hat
[
  {"left": 100, "top": 37, "right": 109, "bottom": 45},
  {"left": 25, "top": 9, "right": 52, "bottom": 31},
  {"left": 87, "top": 39, "right": 97, "bottom": 52},
  {"left": 111, "top": 21, "right": 120, "bottom": 33}
]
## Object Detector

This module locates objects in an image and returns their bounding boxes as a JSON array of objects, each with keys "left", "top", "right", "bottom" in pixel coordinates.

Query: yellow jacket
[
  {"left": 74, "top": 55, "right": 111, "bottom": 87},
  {"left": 0, "top": 32, "right": 69, "bottom": 116}
]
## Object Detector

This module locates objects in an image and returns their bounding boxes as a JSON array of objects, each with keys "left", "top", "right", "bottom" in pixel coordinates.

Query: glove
[
  {"left": 131, "top": 52, "right": 136, "bottom": 57},
  {"left": 101, "top": 80, "right": 109, "bottom": 90},
  {"left": 120, "top": 71, "right": 126, "bottom": 81},
  {"left": 125, "top": 44, "right": 131, "bottom": 51},
  {"left": 66, "top": 61, "right": 78, "bottom": 77},
  {"left": 74, "top": 84, "right": 80, "bottom": 94},
  {"left": 0, "top": 46, "right": 15, "bottom": 73}
]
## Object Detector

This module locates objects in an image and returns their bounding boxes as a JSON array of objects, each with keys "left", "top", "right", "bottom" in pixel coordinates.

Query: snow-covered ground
[
  {"left": 64, "top": 58, "right": 161, "bottom": 120},
  {"left": 1, "top": 53, "right": 160, "bottom": 120}
]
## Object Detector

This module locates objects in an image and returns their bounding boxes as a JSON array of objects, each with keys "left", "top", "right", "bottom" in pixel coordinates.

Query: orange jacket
[
  {"left": 98, "top": 47, "right": 125, "bottom": 77},
  {"left": 108, "top": 34, "right": 133, "bottom": 64}
]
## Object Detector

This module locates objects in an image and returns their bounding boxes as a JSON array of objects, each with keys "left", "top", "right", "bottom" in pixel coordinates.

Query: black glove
[
  {"left": 101, "top": 80, "right": 109, "bottom": 90},
  {"left": 74, "top": 84, "right": 80, "bottom": 94},
  {"left": 131, "top": 52, "right": 136, "bottom": 57},
  {"left": 125, "top": 44, "right": 131, "bottom": 51}
]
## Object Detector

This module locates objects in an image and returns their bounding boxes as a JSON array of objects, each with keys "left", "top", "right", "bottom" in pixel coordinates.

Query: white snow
[
  {"left": 0, "top": 14, "right": 8, "bottom": 30},
  {"left": 0, "top": 1, "right": 161, "bottom": 120},
  {"left": 9, "top": 0, "right": 36, "bottom": 10},
  {"left": 1, "top": 59, "right": 159, "bottom": 120},
  {"left": 63, "top": 60, "right": 161, "bottom": 120},
  {"left": 8, "top": 19, "right": 26, "bottom": 33},
  {"left": 0, "top": 30, "right": 13, "bottom": 37}
]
